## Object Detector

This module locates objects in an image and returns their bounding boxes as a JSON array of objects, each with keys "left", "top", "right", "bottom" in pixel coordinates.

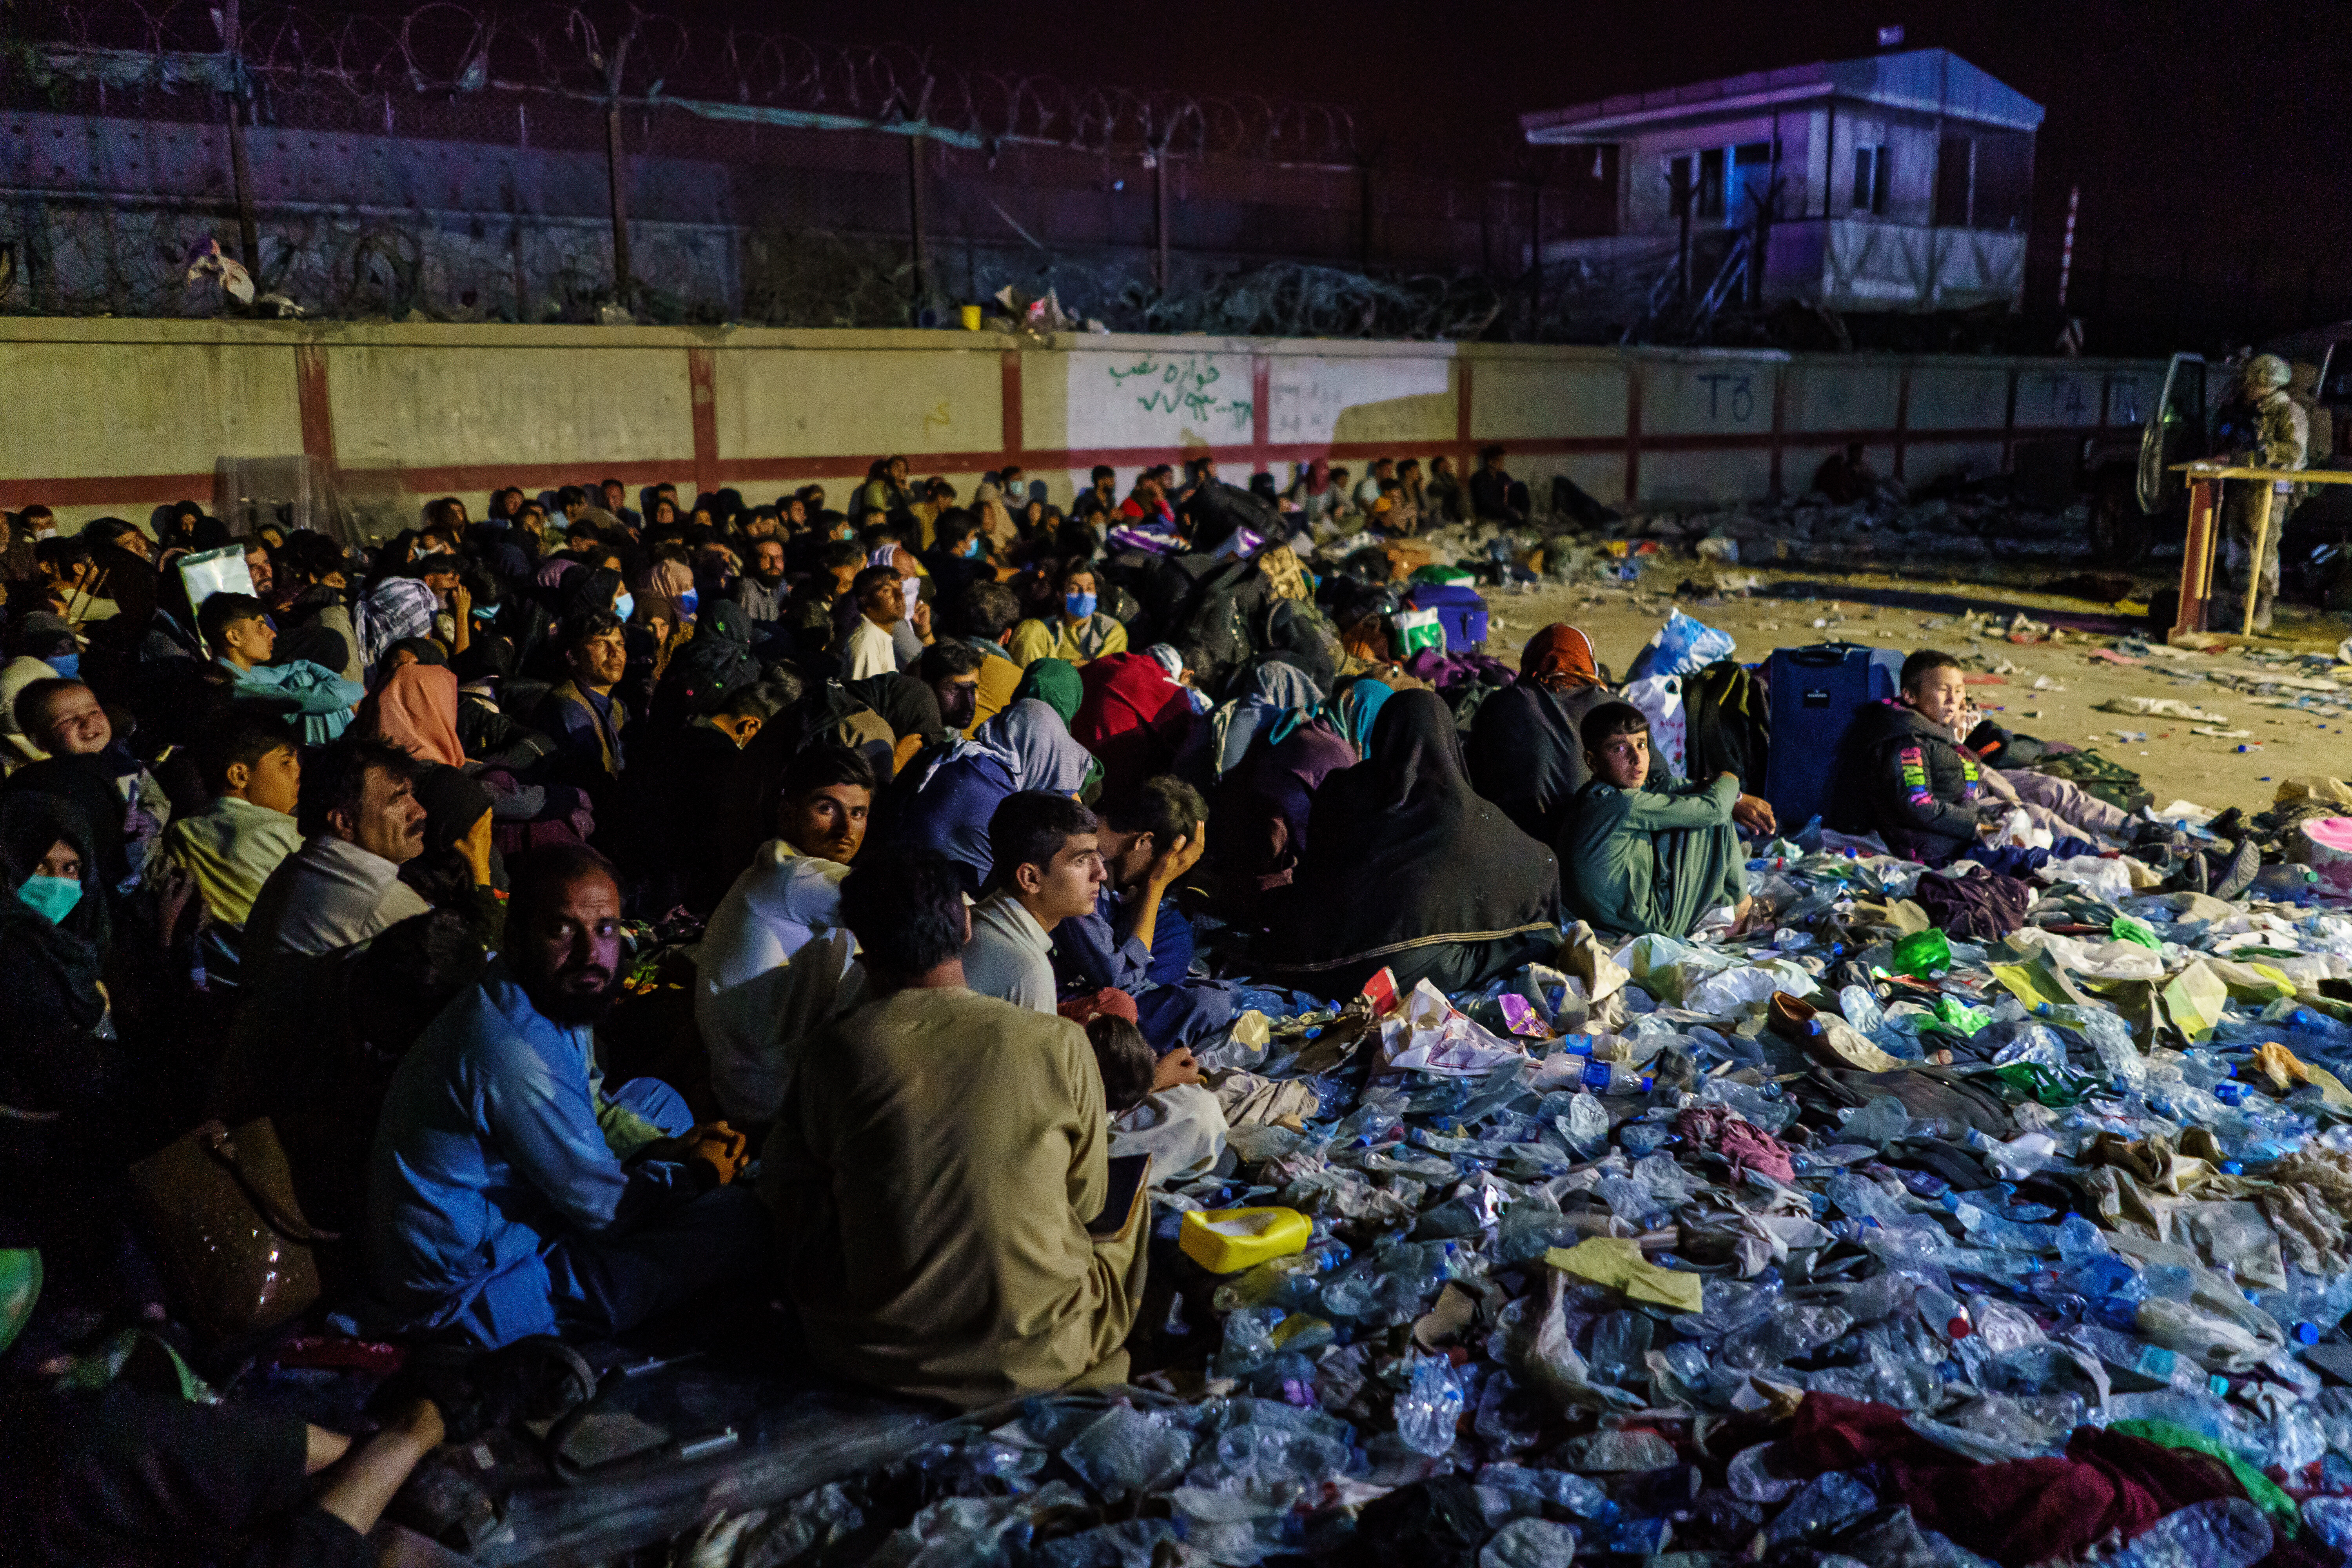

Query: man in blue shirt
[{"left": 365, "top": 844, "right": 765, "bottom": 1347}]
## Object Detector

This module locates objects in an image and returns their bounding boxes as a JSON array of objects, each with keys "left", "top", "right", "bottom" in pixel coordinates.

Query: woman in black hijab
[{"left": 1263, "top": 688, "right": 1560, "bottom": 998}]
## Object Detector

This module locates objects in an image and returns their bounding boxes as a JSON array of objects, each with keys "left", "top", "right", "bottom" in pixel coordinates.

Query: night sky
[{"left": 805, "top": 0, "right": 2348, "bottom": 341}]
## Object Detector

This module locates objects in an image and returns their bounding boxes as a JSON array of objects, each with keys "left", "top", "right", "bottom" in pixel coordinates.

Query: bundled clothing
[
  {"left": 764, "top": 985, "right": 1149, "bottom": 1407},
  {"left": 1265, "top": 689, "right": 1560, "bottom": 996},
  {"left": 1468, "top": 624, "right": 1613, "bottom": 845},
  {"left": 219, "top": 658, "right": 363, "bottom": 746},
  {"left": 1558, "top": 769, "right": 1747, "bottom": 940},
  {"left": 354, "top": 577, "right": 440, "bottom": 676},
  {"left": 1837, "top": 698, "right": 1984, "bottom": 864}
]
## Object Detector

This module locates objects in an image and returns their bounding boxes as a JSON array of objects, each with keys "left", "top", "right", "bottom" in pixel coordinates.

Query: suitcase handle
[{"left": 1783, "top": 642, "right": 1876, "bottom": 667}]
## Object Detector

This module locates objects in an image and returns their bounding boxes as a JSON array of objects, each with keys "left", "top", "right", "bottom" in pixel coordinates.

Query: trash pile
[
  {"left": 1598, "top": 488, "right": 2094, "bottom": 575},
  {"left": 702, "top": 826, "right": 2352, "bottom": 1568}
]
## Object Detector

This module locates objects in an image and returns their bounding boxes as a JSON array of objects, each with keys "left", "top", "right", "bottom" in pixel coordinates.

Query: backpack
[
  {"left": 1168, "top": 557, "right": 1276, "bottom": 690},
  {"left": 1682, "top": 659, "right": 1771, "bottom": 791},
  {"left": 2029, "top": 748, "right": 2152, "bottom": 814}
]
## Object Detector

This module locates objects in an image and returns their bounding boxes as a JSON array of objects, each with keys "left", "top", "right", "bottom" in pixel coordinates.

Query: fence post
[
  {"left": 602, "top": 34, "right": 634, "bottom": 309},
  {"left": 1154, "top": 149, "right": 1169, "bottom": 292},
  {"left": 907, "top": 133, "right": 929, "bottom": 311},
  {"left": 220, "top": 0, "right": 261, "bottom": 273}
]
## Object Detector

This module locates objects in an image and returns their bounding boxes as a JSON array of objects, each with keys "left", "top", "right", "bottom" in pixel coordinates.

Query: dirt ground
[{"left": 1459, "top": 556, "right": 2352, "bottom": 819}]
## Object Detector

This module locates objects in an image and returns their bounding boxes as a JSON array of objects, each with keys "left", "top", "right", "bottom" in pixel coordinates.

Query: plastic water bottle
[
  {"left": 2102, "top": 1498, "right": 2270, "bottom": 1568},
  {"left": 1577, "top": 1060, "right": 1654, "bottom": 1095},
  {"left": 1393, "top": 1354, "right": 1464, "bottom": 1456}
]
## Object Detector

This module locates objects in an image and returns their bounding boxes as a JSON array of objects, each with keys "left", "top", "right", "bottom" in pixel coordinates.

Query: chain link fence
[{"left": 0, "top": 0, "right": 1632, "bottom": 336}]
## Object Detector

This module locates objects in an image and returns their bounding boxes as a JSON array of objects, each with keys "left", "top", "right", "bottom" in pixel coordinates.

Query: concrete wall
[{"left": 0, "top": 317, "right": 2159, "bottom": 537}]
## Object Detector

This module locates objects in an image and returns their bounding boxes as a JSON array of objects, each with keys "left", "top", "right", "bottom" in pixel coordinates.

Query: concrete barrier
[{"left": 0, "top": 316, "right": 2160, "bottom": 538}]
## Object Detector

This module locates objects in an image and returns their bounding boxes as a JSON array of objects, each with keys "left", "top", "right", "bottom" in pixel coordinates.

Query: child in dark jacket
[{"left": 1838, "top": 650, "right": 1990, "bottom": 864}]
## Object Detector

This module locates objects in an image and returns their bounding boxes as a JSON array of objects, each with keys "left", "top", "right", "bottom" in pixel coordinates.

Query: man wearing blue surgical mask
[{"left": 1009, "top": 561, "right": 1127, "bottom": 667}]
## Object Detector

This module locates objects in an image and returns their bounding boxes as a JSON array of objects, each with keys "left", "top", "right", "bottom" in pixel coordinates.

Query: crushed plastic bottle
[
  {"left": 2101, "top": 1497, "right": 2271, "bottom": 1568},
  {"left": 1393, "top": 1354, "right": 1466, "bottom": 1456}
]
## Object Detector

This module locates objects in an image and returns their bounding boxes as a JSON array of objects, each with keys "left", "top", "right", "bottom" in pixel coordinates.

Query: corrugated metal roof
[{"left": 1520, "top": 48, "right": 2043, "bottom": 142}]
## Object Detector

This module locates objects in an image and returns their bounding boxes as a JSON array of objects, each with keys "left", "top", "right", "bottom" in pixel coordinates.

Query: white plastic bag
[{"left": 1621, "top": 675, "right": 1687, "bottom": 777}]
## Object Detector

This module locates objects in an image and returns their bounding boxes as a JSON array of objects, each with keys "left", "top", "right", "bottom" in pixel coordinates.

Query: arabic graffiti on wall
[{"left": 1106, "top": 355, "right": 1252, "bottom": 432}]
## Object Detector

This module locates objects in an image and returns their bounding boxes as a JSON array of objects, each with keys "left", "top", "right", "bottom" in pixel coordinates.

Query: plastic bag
[
  {"left": 1394, "top": 608, "right": 1445, "bottom": 657},
  {"left": 1624, "top": 608, "right": 1735, "bottom": 682},
  {"left": 1619, "top": 675, "right": 1687, "bottom": 777}
]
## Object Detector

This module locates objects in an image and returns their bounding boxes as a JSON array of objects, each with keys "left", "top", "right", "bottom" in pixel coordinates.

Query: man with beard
[
  {"left": 737, "top": 535, "right": 789, "bottom": 624},
  {"left": 363, "top": 845, "right": 766, "bottom": 1347}
]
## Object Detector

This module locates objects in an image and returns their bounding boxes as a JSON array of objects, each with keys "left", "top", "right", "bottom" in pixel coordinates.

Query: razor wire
[{"left": 5, "top": 0, "right": 1361, "bottom": 162}]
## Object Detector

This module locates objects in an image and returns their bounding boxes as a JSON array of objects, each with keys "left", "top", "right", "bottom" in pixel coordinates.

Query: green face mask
[{"left": 16, "top": 873, "right": 83, "bottom": 926}]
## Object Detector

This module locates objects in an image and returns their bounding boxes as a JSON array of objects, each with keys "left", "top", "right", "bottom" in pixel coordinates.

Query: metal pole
[
  {"left": 907, "top": 133, "right": 929, "bottom": 310},
  {"left": 2056, "top": 185, "right": 2078, "bottom": 309},
  {"left": 1155, "top": 150, "right": 1169, "bottom": 291},
  {"left": 221, "top": 0, "right": 260, "bottom": 273}
]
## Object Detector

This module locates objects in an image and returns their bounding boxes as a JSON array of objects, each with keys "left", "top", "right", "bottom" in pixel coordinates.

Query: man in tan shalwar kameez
[{"left": 763, "top": 845, "right": 1148, "bottom": 1407}]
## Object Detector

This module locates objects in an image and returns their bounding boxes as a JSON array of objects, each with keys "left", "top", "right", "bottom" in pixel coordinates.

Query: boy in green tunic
[{"left": 1558, "top": 701, "right": 1771, "bottom": 938}]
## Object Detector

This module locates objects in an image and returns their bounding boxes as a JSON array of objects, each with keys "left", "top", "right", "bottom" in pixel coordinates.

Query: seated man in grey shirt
[{"left": 960, "top": 793, "right": 1107, "bottom": 1014}]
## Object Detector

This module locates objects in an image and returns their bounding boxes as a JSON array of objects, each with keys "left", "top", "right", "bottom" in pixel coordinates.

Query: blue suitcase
[
  {"left": 1760, "top": 642, "right": 1902, "bottom": 832},
  {"left": 1401, "top": 583, "right": 1490, "bottom": 652}
]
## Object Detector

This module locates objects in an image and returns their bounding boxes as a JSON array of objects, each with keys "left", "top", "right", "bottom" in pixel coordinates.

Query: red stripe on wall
[
  {"left": 1001, "top": 351, "right": 1025, "bottom": 461},
  {"left": 295, "top": 343, "right": 336, "bottom": 469},
  {"left": 1, "top": 423, "right": 2094, "bottom": 514},
  {"left": 686, "top": 347, "right": 719, "bottom": 500},
  {"left": 0, "top": 474, "right": 219, "bottom": 509}
]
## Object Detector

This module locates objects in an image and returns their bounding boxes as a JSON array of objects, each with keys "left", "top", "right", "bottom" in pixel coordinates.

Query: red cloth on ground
[
  {"left": 1071, "top": 652, "right": 1194, "bottom": 800},
  {"left": 1777, "top": 1393, "right": 2249, "bottom": 1567},
  {"left": 1674, "top": 1106, "right": 1797, "bottom": 1183}
]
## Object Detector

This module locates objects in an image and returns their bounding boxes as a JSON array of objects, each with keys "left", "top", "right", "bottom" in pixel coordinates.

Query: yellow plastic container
[
  {"left": 959, "top": 303, "right": 984, "bottom": 330},
  {"left": 1178, "top": 1207, "right": 1311, "bottom": 1274}
]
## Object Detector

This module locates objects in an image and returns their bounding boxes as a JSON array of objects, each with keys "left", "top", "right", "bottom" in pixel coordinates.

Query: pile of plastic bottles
[{"left": 716, "top": 838, "right": 2352, "bottom": 1568}]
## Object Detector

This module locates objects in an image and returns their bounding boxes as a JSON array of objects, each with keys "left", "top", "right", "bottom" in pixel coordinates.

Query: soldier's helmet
[{"left": 2244, "top": 353, "right": 2292, "bottom": 390}]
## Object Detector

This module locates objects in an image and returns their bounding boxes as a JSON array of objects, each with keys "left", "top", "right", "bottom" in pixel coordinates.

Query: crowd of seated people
[{"left": 0, "top": 451, "right": 2130, "bottom": 1561}]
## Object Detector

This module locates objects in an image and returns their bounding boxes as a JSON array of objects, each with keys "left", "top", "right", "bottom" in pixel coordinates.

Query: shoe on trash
[
  {"left": 2209, "top": 838, "right": 2263, "bottom": 902},
  {"left": 1769, "top": 992, "right": 1906, "bottom": 1074}
]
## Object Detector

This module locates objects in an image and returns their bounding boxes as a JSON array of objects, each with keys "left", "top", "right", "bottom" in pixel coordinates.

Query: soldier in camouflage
[{"left": 2217, "top": 352, "right": 2307, "bottom": 633}]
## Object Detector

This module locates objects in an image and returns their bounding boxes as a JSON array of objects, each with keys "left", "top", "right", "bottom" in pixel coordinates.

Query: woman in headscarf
[
  {"left": 1208, "top": 659, "right": 1324, "bottom": 783},
  {"left": 877, "top": 698, "right": 1096, "bottom": 895},
  {"left": 1332, "top": 675, "right": 1394, "bottom": 757},
  {"left": 636, "top": 557, "right": 698, "bottom": 631},
  {"left": 0, "top": 790, "right": 162, "bottom": 1352},
  {"left": 1011, "top": 657, "right": 1083, "bottom": 728},
  {"left": 361, "top": 661, "right": 466, "bottom": 769},
  {"left": 1263, "top": 688, "right": 1559, "bottom": 998},
  {"left": 1467, "top": 623, "right": 1613, "bottom": 846},
  {"left": 1071, "top": 650, "right": 1198, "bottom": 802}
]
